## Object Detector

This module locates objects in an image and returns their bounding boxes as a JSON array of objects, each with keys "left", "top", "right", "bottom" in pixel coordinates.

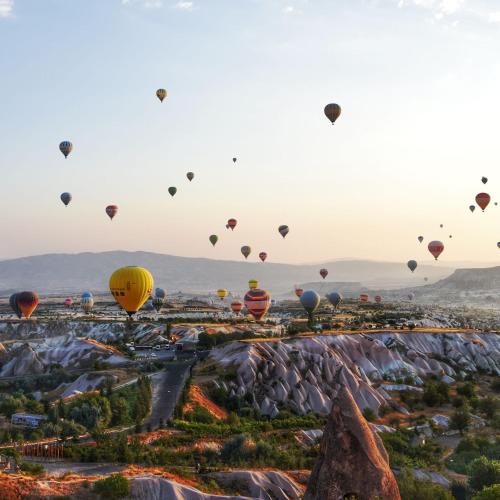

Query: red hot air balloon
[
  {"left": 294, "top": 288, "right": 304, "bottom": 298},
  {"left": 374, "top": 295, "right": 382, "bottom": 304},
  {"left": 17, "top": 291, "right": 39, "bottom": 319},
  {"left": 475, "top": 192, "right": 491, "bottom": 212},
  {"left": 244, "top": 289, "right": 271, "bottom": 321},
  {"left": 319, "top": 268, "right": 328, "bottom": 280},
  {"left": 230, "top": 301, "right": 244, "bottom": 315},
  {"left": 359, "top": 294, "right": 369, "bottom": 303},
  {"left": 259, "top": 252, "right": 268, "bottom": 262},
  {"left": 106, "top": 205, "right": 118, "bottom": 220},
  {"left": 428, "top": 240, "right": 444, "bottom": 260},
  {"left": 64, "top": 297, "right": 73, "bottom": 308},
  {"left": 227, "top": 219, "right": 237, "bottom": 231}
]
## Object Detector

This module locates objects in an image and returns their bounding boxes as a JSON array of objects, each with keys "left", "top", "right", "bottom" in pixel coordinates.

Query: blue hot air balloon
[
  {"left": 300, "top": 290, "right": 320, "bottom": 321},
  {"left": 326, "top": 291, "right": 342, "bottom": 309},
  {"left": 60, "top": 192, "right": 72, "bottom": 206}
]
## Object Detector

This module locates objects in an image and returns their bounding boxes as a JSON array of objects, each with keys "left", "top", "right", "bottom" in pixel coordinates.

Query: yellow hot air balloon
[
  {"left": 109, "top": 266, "right": 154, "bottom": 316},
  {"left": 217, "top": 288, "right": 228, "bottom": 300},
  {"left": 156, "top": 88, "right": 167, "bottom": 102},
  {"left": 248, "top": 279, "right": 259, "bottom": 290}
]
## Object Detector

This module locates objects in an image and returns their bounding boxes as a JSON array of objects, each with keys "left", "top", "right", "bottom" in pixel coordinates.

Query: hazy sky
[{"left": 1, "top": 0, "right": 500, "bottom": 265}]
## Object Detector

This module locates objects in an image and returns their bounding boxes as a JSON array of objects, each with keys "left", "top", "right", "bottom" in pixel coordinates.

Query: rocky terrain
[{"left": 203, "top": 332, "right": 500, "bottom": 417}]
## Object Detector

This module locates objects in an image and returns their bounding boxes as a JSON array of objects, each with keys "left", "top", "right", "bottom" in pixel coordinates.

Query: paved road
[{"left": 145, "top": 361, "right": 192, "bottom": 428}]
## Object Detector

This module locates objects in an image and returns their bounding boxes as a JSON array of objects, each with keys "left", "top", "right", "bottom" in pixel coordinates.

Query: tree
[
  {"left": 396, "top": 469, "right": 453, "bottom": 500},
  {"left": 468, "top": 457, "right": 500, "bottom": 493},
  {"left": 478, "top": 397, "right": 499, "bottom": 420},
  {"left": 450, "top": 408, "right": 470, "bottom": 435},
  {"left": 93, "top": 474, "right": 130, "bottom": 499},
  {"left": 472, "top": 484, "right": 500, "bottom": 500}
]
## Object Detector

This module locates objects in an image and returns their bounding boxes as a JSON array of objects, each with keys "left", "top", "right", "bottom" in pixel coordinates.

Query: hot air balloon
[
  {"left": 232, "top": 157, "right": 237, "bottom": 163},
  {"left": 168, "top": 187, "right": 177, "bottom": 197},
  {"left": 469, "top": 205, "right": 476, "bottom": 213},
  {"left": 408, "top": 293, "right": 414, "bottom": 301},
  {"left": 449, "top": 235, "right": 453, "bottom": 239},
  {"left": 186, "top": 172, "right": 194, "bottom": 181},
  {"left": 155, "top": 288, "right": 166, "bottom": 299},
  {"left": 294, "top": 287, "right": 304, "bottom": 298},
  {"left": 152, "top": 296, "right": 164, "bottom": 312},
  {"left": 156, "top": 89, "right": 167, "bottom": 102},
  {"left": 407, "top": 260, "right": 417, "bottom": 273},
  {"left": 271, "top": 299, "right": 277, "bottom": 307},
  {"left": 17, "top": 291, "right": 39, "bottom": 319},
  {"left": 248, "top": 279, "right": 259, "bottom": 290},
  {"left": 217, "top": 289, "right": 228, "bottom": 300},
  {"left": 424, "top": 277, "right": 428, "bottom": 282},
  {"left": 440, "top": 224, "right": 444, "bottom": 228},
  {"left": 374, "top": 295, "right": 382, "bottom": 304},
  {"left": 319, "top": 268, "right": 328, "bottom": 280},
  {"left": 106, "top": 205, "right": 118, "bottom": 220},
  {"left": 59, "top": 141, "right": 73, "bottom": 158},
  {"left": 231, "top": 301, "right": 243, "bottom": 315},
  {"left": 64, "top": 297, "right": 73, "bottom": 308},
  {"left": 324, "top": 103, "right": 341, "bottom": 125},
  {"left": 495, "top": 202, "right": 498, "bottom": 206},
  {"left": 209, "top": 235, "right": 218, "bottom": 246},
  {"left": 109, "top": 266, "right": 154, "bottom": 316},
  {"left": 9, "top": 294, "right": 21, "bottom": 319},
  {"left": 244, "top": 288, "right": 271, "bottom": 321},
  {"left": 482, "top": 176, "right": 488, "bottom": 184},
  {"left": 326, "top": 291, "right": 342, "bottom": 309},
  {"left": 418, "top": 236, "right": 424, "bottom": 243},
  {"left": 81, "top": 292, "right": 94, "bottom": 313},
  {"left": 359, "top": 293, "right": 369, "bottom": 303},
  {"left": 259, "top": 252, "right": 268, "bottom": 262},
  {"left": 428, "top": 240, "right": 444, "bottom": 260},
  {"left": 497, "top": 242, "right": 500, "bottom": 249},
  {"left": 227, "top": 219, "right": 237, "bottom": 231},
  {"left": 241, "top": 246, "right": 251, "bottom": 259},
  {"left": 60, "top": 192, "right": 72, "bottom": 207},
  {"left": 300, "top": 290, "right": 320, "bottom": 321},
  {"left": 278, "top": 225, "right": 289, "bottom": 238},
  {"left": 476, "top": 192, "right": 490, "bottom": 212}
]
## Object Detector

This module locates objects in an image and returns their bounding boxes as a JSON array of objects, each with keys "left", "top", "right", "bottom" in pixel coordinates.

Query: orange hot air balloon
[
  {"left": 259, "top": 252, "right": 268, "bottom": 262},
  {"left": 475, "top": 192, "right": 491, "bottom": 212},
  {"left": 374, "top": 295, "right": 382, "bottom": 304},
  {"left": 231, "top": 301, "right": 244, "bottom": 315},
  {"left": 227, "top": 218, "right": 237, "bottom": 231},
  {"left": 319, "top": 268, "right": 328, "bottom": 279},
  {"left": 359, "top": 293, "right": 369, "bottom": 303},
  {"left": 428, "top": 240, "right": 444, "bottom": 260},
  {"left": 244, "top": 289, "right": 271, "bottom": 321},
  {"left": 106, "top": 205, "right": 118, "bottom": 220},
  {"left": 294, "top": 287, "right": 304, "bottom": 298},
  {"left": 17, "top": 291, "right": 39, "bottom": 319}
]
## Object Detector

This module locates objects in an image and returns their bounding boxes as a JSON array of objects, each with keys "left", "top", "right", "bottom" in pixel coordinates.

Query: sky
[{"left": 1, "top": 0, "right": 500, "bottom": 265}]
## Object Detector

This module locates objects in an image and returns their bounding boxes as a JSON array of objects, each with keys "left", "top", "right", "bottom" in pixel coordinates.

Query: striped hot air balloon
[
  {"left": 16, "top": 291, "right": 39, "bottom": 319},
  {"left": 231, "top": 301, "right": 244, "bottom": 315},
  {"left": 81, "top": 292, "right": 94, "bottom": 313},
  {"left": 244, "top": 289, "right": 271, "bottom": 321},
  {"left": 428, "top": 240, "right": 444, "bottom": 260},
  {"left": 59, "top": 141, "right": 73, "bottom": 158},
  {"left": 359, "top": 293, "right": 369, "bottom": 303}
]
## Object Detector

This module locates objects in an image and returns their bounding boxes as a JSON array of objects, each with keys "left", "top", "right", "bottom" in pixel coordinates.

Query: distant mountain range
[{"left": 0, "top": 251, "right": 455, "bottom": 295}]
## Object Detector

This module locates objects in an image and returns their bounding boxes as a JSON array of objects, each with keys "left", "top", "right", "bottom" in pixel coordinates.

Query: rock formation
[{"left": 304, "top": 368, "right": 401, "bottom": 500}]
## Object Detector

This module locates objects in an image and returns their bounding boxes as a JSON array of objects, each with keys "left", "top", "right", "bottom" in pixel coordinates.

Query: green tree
[
  {"left": 472, "top": 484, "right": 500, "bottom": 500},
  {"left": 93, "top": 474, "right": 130, "bottom": 499},
  {"left": 450, "top": 408, "right": 470, "bottom": 435},
  {"left": 478, "top": 397, "right": 498, "bottom": 420},
  {"left": 397, "top": 469, "right": 453, "bottom": 500},
  {"left": 468, "top": 457, "right": 500, "bottom": 493}
]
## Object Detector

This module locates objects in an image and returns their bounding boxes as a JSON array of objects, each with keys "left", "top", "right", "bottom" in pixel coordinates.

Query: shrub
[
  {"left": 396, "top": 469, "right": 453, "bottom": 500},
  {"left": 468, "top": 457, "right": 500, "bottom": 493},
  {"left": 19, "top": 461, "right": 44, "bottom": 477},
  {"left": 472, "top": 484, "right": 500, "bottom": 500},
  {"left": 362, "top": 408, "right": 376, "bottom": 422},
  {"left": 93, "top": 474, "right": 130, "bottom": 499}
]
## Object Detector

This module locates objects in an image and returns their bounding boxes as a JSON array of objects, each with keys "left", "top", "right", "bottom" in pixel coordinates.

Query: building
[{"left": 11, "top": 413, "right": 48, "bottom": 429}]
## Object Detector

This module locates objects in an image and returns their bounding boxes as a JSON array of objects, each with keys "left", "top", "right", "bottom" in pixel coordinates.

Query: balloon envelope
[
  {"left": 326, "top": 291, "right": 342, "bottom": 308},
  {"left": 319, "top": 268, "right": 328, "bottom": 279},
  {"left": 186, "top": 172, "right": 194, "bottom": 181},
  {"left": 209, "top": 235, "right": 218, "bottom": 246},
  {"left": 244, "top": 288, "right": 271, "bottom": 320},
  {"left": 300, "top": 290, "right": 320, "bottom": 318},
  {"left": 418, "top": 236, "right": 424, "bottom": 243},
  {"left": 248, "top": 279, "right": 259, "bottom": 290},
  {"left": 294, "top": 287, "right": 304, "bottom": 298},
  {"left": 374, "top": 295, "right": 382, "bottom": 304},
  {"left": 359, "top": 294, "right": 369, "bottom": 303},
  {"left": 407, "top": 260, "right": 417, "bottom": 273},
  {"left": 64, "top": 297, "right": 73, "bottom": 307},
  {"left": 60, "top": 192, "right": 72, "bottom": 206},
  {"left": 9, "top": 294, "right": 22, "bottom": 319},
  {"left": 324, "top": 103, "right": 341, "bottom": 124},
  {"left": 109, "top": 266, "right": 154, "bottom": 316},
  {"left": 59, "top": 141, "right": 73, "bottom": 158},
  {"left": 168, "top": 187, "right": 177, "bottom": 197},
  {"left": 241, "top": 246, "right": 251, "bottom": 259},
  {"left": 233, "top": 157, "right": 237, "bottom": 163},
  {"left": 17, "top": 291, "right": 39, "bottom": 319},
  {"left": 227, "top": 219, "right": 237, "bottom": 230},
  {"left": 481, "top": 176, "right": 488, "bottom": 184},
  {"left": 469, "top": 205, "right": 475, "bottom": 213},
  {"left": 259, "top": 252, "right": 267, "bottom": 262},
  {"left": 428, "top": 240, "right": 444, "bottom": 260},
  {"left": 81, "top": 293, "right": 94, "bottom": 312},
  {"left": 106, "top": 205, "right": 118, "bottom": 220},
  {"left": 231, "top": 301, "right": 243, "bottom": 315},
  {"left": 476, "top": 192, "right": 490, "bottom": 211},
  {"left": 155, "top": 288, "right": 166, "bottom": 299},
  {"left": 156, "top": 89, "right": 167, "bottom": 102},
  {"left": 217, "top": 289, "right": 228, "bottom": 300},
  {"left": 278, "top": 225, "right": 289, "bottom": 238}
]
